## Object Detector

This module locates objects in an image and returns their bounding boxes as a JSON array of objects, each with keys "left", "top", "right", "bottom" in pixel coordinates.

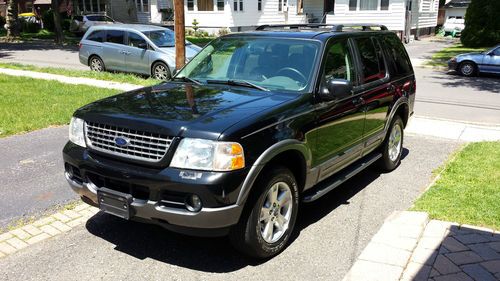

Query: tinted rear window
[
  {"left": 354, "top": 37, "right": 386, "bottom": 84},
  {"left": 86, "top": 30, "right": 105, "bottom": 42},
  {"left": 381, "top": 34, "right": 413, "bottom": 77},
  {"left": 106, "top": 30, "right": 124, "bottom": 44}
]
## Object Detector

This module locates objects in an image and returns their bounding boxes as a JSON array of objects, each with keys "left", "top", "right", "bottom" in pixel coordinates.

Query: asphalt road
[
  {"left": 0, "top": 135, "right": 460, "bottom": 281},
  {"left": 0, "top": 127, "right": 77, "bottom": 229}
]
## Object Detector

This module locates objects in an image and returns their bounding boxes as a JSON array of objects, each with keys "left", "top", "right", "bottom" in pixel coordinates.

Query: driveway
[
  {"left": 0, "top": 135, "right": 460, "bottom": 281},
  {"left": 0, "top": 40, "right": 87, "bottom": 70}
]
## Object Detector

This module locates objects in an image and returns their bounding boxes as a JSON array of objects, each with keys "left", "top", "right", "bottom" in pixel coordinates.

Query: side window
[
  {"left": 86, "top": 30, "right": 105, "bottom": 42},
  {"left": 354, "top": 37, "right": 386, "bottom": 84},
  {"left": 382, "top": 34, "right": 412, "bottom": 77},
  {"left": 106, "top": 30, "right": 125, "bottom": 44},
  {"left": 128, "top": 32, "right": 146, "bottom": 48},
  {"left": 322, "top": 39, "right": 356, "bottom": 85},
  {"left": 493, "top": 48, "right": 500, "bottom": 56}
]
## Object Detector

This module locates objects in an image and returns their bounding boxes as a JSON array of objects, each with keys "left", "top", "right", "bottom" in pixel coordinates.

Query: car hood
[
  {"left": 458, "top": 52, "right": 483, "bottom": 57},
  {"left": 75, "top": 82, "right": 296, "bottom": 140},
  {"left": 158, "top": 45, "right": 201, "bottom": 59}
]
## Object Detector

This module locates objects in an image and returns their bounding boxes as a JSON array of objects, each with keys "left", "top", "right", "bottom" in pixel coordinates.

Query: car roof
[
  {"left": 225, "top": 29, "right": 392, "bottom": 42},
  {"left": 89, "top": 24, "right": 167, "bottom": 32}
]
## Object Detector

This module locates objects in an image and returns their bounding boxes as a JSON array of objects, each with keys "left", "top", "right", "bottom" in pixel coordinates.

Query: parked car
[
  {"left": 448, "top": 45, "right": 500, "bottom": 76},
  {"left": 64, "top": 24, "right": 415, "bottom": 258},
  {"left": 78, "top": 24, "right": 202, "bottom": 80},
  {"left": 70, "top": 14, "right": 115, "bottom": 34},
  {"left": 443, "top": 17, "right": 465, "bottom": 37}
]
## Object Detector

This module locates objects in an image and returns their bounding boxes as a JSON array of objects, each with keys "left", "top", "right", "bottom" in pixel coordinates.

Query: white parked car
[
  {"left": 70, "top": 14, "right": 115, "bottom": 35},
  {"left": 443, "top": 17, "right": 465, "bottom": 36}
]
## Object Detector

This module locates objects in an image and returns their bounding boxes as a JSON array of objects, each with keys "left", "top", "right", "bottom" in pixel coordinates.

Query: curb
[{"left": 0, "top": 203, "right": 99, "bottom": 258}]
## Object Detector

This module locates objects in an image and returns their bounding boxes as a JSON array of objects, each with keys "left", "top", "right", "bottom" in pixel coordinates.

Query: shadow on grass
[{"left": 85, "top": 148, "right": 409, "bottom": 272}]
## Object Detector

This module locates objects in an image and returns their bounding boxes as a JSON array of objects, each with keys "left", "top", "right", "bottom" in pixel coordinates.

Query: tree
[
  {"left": 461, "top": 0, "right": 500, "bottom": 47},
  {"left": 5, "top": 0, "right": 20, "bottom": 38},
  {"left": 51, "top": 0, "right": 64, "bottom": 44}
]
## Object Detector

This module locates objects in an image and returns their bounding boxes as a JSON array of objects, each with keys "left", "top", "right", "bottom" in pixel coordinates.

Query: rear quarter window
[
  {"left": 381, "top": 34, "right": 413, "bottom": 77},
  {"left": 106, "top": 30, "right": 125, "bottom": 44},
  {"left": 86, "top": 30, "right": 105, "bottom": 42},
  {"left": 354, "top": 37, "right": 387, "bottom": 84}
]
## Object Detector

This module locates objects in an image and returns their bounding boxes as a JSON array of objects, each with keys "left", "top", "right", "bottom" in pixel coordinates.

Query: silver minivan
[{"left": 79, "top": 24, "right": 202, "bottom": 80}]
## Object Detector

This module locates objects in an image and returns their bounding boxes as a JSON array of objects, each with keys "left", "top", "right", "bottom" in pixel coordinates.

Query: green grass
[
  {"left": 0, "top": 62, "right": 160, "bottom": 87},
  {"left": 426, "top": 44, "right": 489, "bottom": 67},
  {"left": 187, "top": 36, "right": 215, "bottom": 47},
  {"left": 412, "top": 142, "right": 500, "bottom": 230},
  {"left": 0, "top": 29, "right": 79, "bottom": 44},
  {"left": 0, "top": 75, "right": 119, "bottom": 137}
]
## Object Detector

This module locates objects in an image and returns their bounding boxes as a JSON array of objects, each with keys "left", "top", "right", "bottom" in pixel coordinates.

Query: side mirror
[
  {"left": 320, "top": 79, "right": 353, "bottom": 101},
  {"left": 138, "top": 42, "right": 148, "bottom": 49}
]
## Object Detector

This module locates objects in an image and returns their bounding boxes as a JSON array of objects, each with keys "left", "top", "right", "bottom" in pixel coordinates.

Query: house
[{"left": 443, "top": 0, "right": 469, "bottom": 21}]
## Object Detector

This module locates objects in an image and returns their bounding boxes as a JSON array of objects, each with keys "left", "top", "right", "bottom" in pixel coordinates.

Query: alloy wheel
[
  {"left": 259, "top": 181, "right": 293, "bottom": 244},
  {"left": 154, "top": 64, "right": 169, "bottom": 80},
  {"left": 90, "top": 58, "right": 103, "bottom": 72},
  {"left": 388, "top": 123, "right": 402, "bottom": 162}
]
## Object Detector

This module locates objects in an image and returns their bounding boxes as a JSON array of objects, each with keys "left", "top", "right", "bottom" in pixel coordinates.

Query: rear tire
[
  {"left": 459, "top": 61, "right": 476, "bottom": 77},
  {"left": 229, "top": 166, "right": 299, "bottom": 258},
  {"left": 151, "top": 62, "right": 171, "bottom": 80},
  {"left": 89, "top": 56, "right": 105, "bottom": 72},
  {"left": 379, "top": 116, "right": 404, "bottom": 172}
]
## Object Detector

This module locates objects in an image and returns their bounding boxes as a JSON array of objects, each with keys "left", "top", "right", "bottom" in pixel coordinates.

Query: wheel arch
[
  {"left": 458, "top": 60, "right": 478, "bottom": 74},
  {"left": 385, "top": 97, "right": 410, "bottom": 131},
  {"left": 87, "top": 54, "right": 102, "bottom": 66},
  {"left": 150, "top": 59, "right": 172, "bottom": 76}
]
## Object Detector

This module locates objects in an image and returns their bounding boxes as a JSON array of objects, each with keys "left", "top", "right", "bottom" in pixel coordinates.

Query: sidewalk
[
  {"left": 0, "top": 68, "right": 142, "bottom": 91},
  {"left": 343, "top": 211, "right": 500, "bottom": 281}
]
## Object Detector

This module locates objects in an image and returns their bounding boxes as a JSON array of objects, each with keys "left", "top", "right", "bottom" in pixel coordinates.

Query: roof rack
[{"left": 255, "top": 23, "right": 388, "bottom": 32}]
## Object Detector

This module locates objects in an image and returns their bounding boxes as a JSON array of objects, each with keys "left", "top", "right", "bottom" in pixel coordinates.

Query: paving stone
[
  {"left": 342, "top": 260, "right": 403, "bottom": 281},
  {"left": 66, "top": 217, "right": 87, "bottom": 228},
  {"left": 418, "top": 236, "right": 445, "bottom": 250},
  {"left": 26, "top": 233, "right": 51, "bottom": 245},
  {"left": 438, "top": 246, "right": 450, "bottom": 254},
  {"left": 433, "top": 254, "right": 461, "bottom": 275},
  {"left": 9, "top": 229, "right": 31, "bottom": 240},
  {"left": 488, "top": 242, "right": 500, "bottom": 252},
  {"left": 0, "top": 242, "right": 17, "bottom": 255},
  {"left": 32, "top": 216, "right": 55, "bottom": 227},
  {"left": 423, "top": 220, "right": 454, "bottom": 238},
  {"left": 52, "top": 212, "right": 71, "bottom": 223},
  {"left": 480, "top": 260, "right": 500, "bottom": 274},
  {"left": 385, "top": 211, "right": 429, "bottom": 227},
  {"left": 411, "top": 247, "right": 438, "bottom": 265},
  {"left": 495, "top": 272, "right": 500, "bottom": 280},
  {"left": 433, "top": 272, "right": 473, "bottom": 281},
  {"left": 5, "top": 237, "right": 29, "bottom": 250},
  {"left": 460, "top": 224, "right": 494, "bottom": 233},
  {"left": 73, "top": 203, "right": 90, "bottom": 212},
  {"left": 430, "top": 269, "right": 441, "bottom": 277},
  {"left": 50, "top": 221, "right": 71, "bottom": 232},
  {"left": 400, "top": 262, "right": 432, "bottom": 281},
  {"left": 62, "top": 209, "right": 82, "bottom": 219},
  {"left": 461, "top": 264, "right": 497, "bottom": 281},
  {"left": 21, "top": 225, "right": 43, "bottom": 236},
  {"left": 371, "top": 234, "right": 418, "bottom": 251},
  {"left": 0, "top": 251, "right": 4, "bottom": 258},
  {"left": 468, "top": 243, "right": 500, "bottom": 261},
  {"left": 454, "top": 234, "right": 490, "bottom": 245},
  {"left": 358, "top": 242, "right": 412, "bottom": 267},
  {"left": 441, "top": 237, "right": 469, "bottom": 252},
  {"left": 445, "top": 251, "right": 483, "bottom": 265},
  {"left": 0, "top": 232, "right": 14, "bottom": 242},
  {"left": 377, "top": 223, "right": 425, "bottom": 239},
  {"left": 40, "top": 225, "right": 61, "bottom": 236},
  {"left": 78, "top": 209, "right": 96, "bottom": 218}
]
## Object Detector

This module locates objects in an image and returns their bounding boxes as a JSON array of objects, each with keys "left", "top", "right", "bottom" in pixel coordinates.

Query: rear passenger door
[
  {"left": 103, "top": 29, "right": 126, "bottom": 71},
  {"left": 352, "top": 36, "right": 392, "bottom": 156}
]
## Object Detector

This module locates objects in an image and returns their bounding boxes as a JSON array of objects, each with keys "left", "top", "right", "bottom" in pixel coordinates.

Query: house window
[
  {"left": 217, "top": 0, "right": 224, "bottom": 10},
  {"left": 239, "top": 0, "right": 243, "bottom": 11},
  {"left": 349, "top": 0, "right": 356, "bottom": 11},
  {"left": 359, "top": 0, "right": 377, "bottom": 10},
  {"left": 381, "top": 0, "right": 389, "bottom": 10},
  {"left": 233, "top": 0, "right": 242, "bottom": 11},
  {"left": 258, "top": 0, "right": 262, "bottom": 11},
  {"left": 136, "top": 0, "right": 149, "bottom": 12},
  {"left": 349, "top": 0, "right": 388, "bottom": 11},
  {"left": 197, "top": 0, "right": 214, "bottom": 11},
  {"left": 187, "top": 0, "right": 194, "bottom": 10},
  {"left": 278, "top": 0, "right": 282, "bottom": 11}
]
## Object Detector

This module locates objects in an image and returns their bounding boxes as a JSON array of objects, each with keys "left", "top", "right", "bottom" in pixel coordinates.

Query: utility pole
[{"left": 174, "top": 0, "right": 186, "bottom": 70}]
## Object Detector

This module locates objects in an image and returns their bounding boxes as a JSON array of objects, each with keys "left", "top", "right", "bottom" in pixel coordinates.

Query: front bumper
[
  {"left": 63, "top": 142, "right": 245, "bottom": 235},
  {"left": 448, "top": 60, "right": 458, "bottom": 71}
]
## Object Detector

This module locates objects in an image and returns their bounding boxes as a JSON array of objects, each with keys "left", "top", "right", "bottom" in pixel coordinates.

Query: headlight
[
  {"left": 170, "top": 138, "right": 245, "bottom": 171},
  {"left": 69, "top": 117, "right": 86, "bottom": 147},
  {"left": 450, "top": 57, "right": 457, "bottom": 63}
]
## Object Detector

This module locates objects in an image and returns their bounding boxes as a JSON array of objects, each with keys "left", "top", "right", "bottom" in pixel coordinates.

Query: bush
[
  {"left": 218, "top": 28, "right": 230, "bottom": 36},
  {"left": 42, "top": 10, "right": 55, "bottom": 31},
  {"left": 62, "top": 18, "right": 71, "bottom": 31},
  {"left": 0, "top": 15, "right": 6, "bottom": 29},
  {"left": 461, "top": 0, "right": 500, "bottom": 47}
]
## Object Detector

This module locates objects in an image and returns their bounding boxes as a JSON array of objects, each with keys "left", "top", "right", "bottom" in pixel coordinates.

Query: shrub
[
  {"left": 42, "top": 10, "right": 55, "bottom": 31},
  {"left": 218, "top": 28, "right": 230, "bottom": 36},
  {"left": 0, "top": 15, "right": 6, "bottom": 29},
  {"left": 62, "top": 18, "right": 71, "bottom": 31},
  {"left": 461, "top": 0, "right": 500, "bottom": 47}
]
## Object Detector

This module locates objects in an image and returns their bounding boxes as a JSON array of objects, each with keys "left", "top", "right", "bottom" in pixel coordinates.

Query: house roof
[{"left": 444, "top": 0, "right": 471, "bottom": 8}]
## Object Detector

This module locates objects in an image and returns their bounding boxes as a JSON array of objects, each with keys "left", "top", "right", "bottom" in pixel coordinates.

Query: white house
[{"left": 443, "top": 0, "right": 470, "bottom": 21}]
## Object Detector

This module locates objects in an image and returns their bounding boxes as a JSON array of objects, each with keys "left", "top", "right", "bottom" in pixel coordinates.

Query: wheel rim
[
  {"left": 259, "top": 181, "right": 293, "bottom": 244},
  {"left": 90, "top": 58, "right": 102, "bottom": 72},
  {"left": 388, "top": 123, "right": 402, "bottom": 162},
  {"left": 154, "top": 64, "right": 169, "bottom": 80},
  {"left": 461, "top": 63, "right": 473, "bottom": 75}
]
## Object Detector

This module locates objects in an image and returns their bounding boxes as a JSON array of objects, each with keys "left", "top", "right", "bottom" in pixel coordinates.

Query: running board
[{"left": 302, "top": 152, "right": 382, "bottom": 203}]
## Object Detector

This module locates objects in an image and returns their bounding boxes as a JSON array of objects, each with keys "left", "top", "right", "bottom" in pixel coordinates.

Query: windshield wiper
[
  {"left": 206, "top": 79, "right": 269, "bottom": 92},
  {"left": 172, "top": 76, "right": 202, "bottom": 85}
]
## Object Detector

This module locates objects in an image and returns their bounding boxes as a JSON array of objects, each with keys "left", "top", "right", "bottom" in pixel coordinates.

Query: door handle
[
  {"left": 387, "top": 84, "right": 396, "bottom": 93},
  {"left": 352, "top": 97, "right": 365, "bottom": 106}
]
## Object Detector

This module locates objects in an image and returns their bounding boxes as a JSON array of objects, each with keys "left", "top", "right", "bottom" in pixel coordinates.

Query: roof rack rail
[{"left": 255, "top": 23, "right": 388, "bottom": 32}]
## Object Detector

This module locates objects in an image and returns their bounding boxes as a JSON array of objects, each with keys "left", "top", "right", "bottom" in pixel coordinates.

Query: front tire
[
  {"left": 151, "top": 62, "right": 171, "bottom": 80},
  {"left": 229, "top": 167, "right": 299, "bottom": 258},
  {"left": 459, "top": 61, "right": 476, "bottom": 77},
  {"left": 379, "top": 116, "right": 404, "bottom": 171}
]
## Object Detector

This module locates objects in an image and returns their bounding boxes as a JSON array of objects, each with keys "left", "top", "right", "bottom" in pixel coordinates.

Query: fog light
[{"left": 185, "top": 194, "right": 202, "bottom": 212}]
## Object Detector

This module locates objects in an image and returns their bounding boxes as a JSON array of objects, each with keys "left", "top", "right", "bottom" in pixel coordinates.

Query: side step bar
[{"left": 302, "top": 152, "right": 382, "bottom": 203}]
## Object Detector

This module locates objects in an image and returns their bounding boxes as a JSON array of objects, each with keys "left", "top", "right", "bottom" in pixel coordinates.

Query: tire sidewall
[
  {"left": 152, "top": 62, "right": 171, "bottom": 80},
  {"left": 459, "top": 62, "right": 475, "bottom": 77},
  {"left": 381, "top": 117, "right": 404, "bottom": 171},
  {"left": 89, "top": 56, "right": 104, "bottom": 72}
]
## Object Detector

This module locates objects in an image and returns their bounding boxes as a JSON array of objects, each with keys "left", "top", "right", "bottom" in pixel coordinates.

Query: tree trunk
[
  {"left": 174, "top": 0, "right": 186, "bottom": 70},
  {"left": 5, "top": 0, "right": 20, "bottom": 38},
  {"left": 52, "top": 0, "right": 65, "bottom": 44}
]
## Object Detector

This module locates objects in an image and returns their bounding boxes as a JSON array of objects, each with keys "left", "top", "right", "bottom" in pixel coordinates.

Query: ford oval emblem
[{"left": 114, "top": 136, "right": 130, "bottom": 147}]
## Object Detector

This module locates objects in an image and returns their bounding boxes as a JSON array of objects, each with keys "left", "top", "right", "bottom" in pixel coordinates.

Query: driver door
[
  {"left": 481, "top": 47, "right": 500, "bottom": 73},
  {"left": 122, "top": 31, "right": 152, "bottom": 75},
  {"left": 312, "top": 38, "right": 366, "bottom": 182}
]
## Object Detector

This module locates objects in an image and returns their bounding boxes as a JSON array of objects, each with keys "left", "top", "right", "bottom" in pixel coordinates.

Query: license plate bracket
[{"left": 97, "top": 187, "right": 133, "bottom": 220}]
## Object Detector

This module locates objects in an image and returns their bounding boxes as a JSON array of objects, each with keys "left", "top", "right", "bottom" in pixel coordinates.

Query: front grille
[{"left": 84, "top": 121, "right": 173, "bottom": 163}]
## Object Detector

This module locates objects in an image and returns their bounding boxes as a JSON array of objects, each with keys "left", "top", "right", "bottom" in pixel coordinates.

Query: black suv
[{"left": 63, "top": 24, "right": 415, "bottom": 258}]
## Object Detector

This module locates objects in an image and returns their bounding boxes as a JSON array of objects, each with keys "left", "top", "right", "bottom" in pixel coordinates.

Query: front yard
[
  {"left": 0, "top": 75, "right": 119, "bottom": 137},
  {"left": 426, "top": 44, "right": 489, "bottom": 67},
  {"left": 412, "top": 142, "right": 500, "bottom": 230}
]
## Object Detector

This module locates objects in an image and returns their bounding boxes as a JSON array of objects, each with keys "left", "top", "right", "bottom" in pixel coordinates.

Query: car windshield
[
  {"left": 143, "top": 29, "right": 192, "bottom": 48},
  {"left": 87, "top": 15, "right": 113, "bottom": 22},
  {"left": 176, "top": 37, "right": 320, "bottom": 92}
]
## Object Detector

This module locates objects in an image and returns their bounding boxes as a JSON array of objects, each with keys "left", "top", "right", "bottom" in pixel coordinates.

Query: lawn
[
  {"left": 0, "top": 75, "right": 119, "bottom": 137},
  {"left": 0, "top": 62, "right": 160, "bottom": 87},
  {"left": 412, "top": 142, "right": 500, "bottom": 230},
  {"left": 426, "top": 44, "right": 489, "bottom": 67}
]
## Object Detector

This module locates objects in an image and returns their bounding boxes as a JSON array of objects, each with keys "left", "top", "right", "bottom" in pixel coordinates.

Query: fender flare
[
  {"left": 235, "top": 139, "right": 311, "bottom": 206},
  {"left": 384, "top": 97, "right": 409, "bottom": 133}
]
